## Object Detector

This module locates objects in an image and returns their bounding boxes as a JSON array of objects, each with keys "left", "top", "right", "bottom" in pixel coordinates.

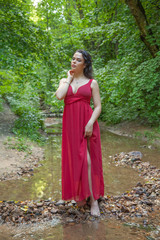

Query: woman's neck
[{"left": 73, "top": 72, "right": 87, "bottom": 81}]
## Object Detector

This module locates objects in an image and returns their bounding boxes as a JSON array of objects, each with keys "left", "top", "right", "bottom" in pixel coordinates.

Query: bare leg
[{"left": 87, "top": 146, "right": 100, "bottom": 216}]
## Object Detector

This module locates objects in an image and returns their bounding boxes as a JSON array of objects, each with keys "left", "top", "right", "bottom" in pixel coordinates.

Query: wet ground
[{"left": 0, "top": 119, "right": 160, "bottom": 239}]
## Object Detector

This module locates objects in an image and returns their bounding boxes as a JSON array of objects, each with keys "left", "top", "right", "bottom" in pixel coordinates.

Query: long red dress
[{"left": 62, "top": 79, "right": 104, "bottom": 202}]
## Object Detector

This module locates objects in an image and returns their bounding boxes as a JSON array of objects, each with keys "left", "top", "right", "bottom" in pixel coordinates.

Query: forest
[{"left": 0, "top": 0, "right": 160, "bottom": 141}]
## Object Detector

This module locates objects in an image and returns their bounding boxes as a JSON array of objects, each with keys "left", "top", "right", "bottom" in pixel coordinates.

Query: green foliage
[
  {"left": 97, "top": 53, "right": 160, "bottom": 124},
  {"left": 0, "top": 0, "right": 160, "bottom": 136},
  {"left": 0, "top": 70, "right": 17, "bottom": 94},
  {"left": 4, "top": 82, "right": 44, "bottom": 142},
  {"left": 134, "top": 127, "right": 160, "bottom": 146}
]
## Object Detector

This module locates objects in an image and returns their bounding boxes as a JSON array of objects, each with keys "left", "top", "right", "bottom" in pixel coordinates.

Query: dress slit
[{"left": 86, "top": 141, "right": 93, "bottom": 199}]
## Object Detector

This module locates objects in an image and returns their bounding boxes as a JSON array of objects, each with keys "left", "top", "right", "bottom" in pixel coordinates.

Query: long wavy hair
[{"left": 76, "top": 49, "right": 93, "bottom": 79}]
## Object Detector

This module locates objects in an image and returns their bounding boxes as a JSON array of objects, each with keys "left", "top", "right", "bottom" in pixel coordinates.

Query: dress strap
[
  {"left": 89, "top": 79, "right": 94, "bottom": 89},
  {"left": 89, "top": 79, "right": 94, "bottom": 85}
]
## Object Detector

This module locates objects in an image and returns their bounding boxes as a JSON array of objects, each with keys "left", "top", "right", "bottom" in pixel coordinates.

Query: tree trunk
[
  {"left": 74, "top": 0, "right": 84, "bottom": 19},
  {"left": 125, "top": 0, "right": 159, "bottom": 57}
]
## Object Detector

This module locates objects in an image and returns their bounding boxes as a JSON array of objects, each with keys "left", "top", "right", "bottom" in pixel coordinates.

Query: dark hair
[{"left": 76, "top": 49, "right": 93, "bottom": 79}]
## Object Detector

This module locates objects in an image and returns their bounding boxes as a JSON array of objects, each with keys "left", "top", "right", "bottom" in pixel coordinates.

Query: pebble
[
  {"left": 36, "top": 202, "right": 44, "bottom": 207},
  {"left": 55, "top": 200, "right": 65, "bottom": 206}
]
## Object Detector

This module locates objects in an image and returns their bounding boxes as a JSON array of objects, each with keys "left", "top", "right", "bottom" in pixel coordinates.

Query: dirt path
[{"left": 0, "top": 102, "right": 44, "bottom": 180}]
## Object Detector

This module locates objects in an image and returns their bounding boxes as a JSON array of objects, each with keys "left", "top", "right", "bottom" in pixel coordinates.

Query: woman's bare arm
[
  {"left": 55, "top": 71, "right": 74, "bottom": 100},
  {"left": 84, "top": 80, "right": 101, "bottom": 137}
]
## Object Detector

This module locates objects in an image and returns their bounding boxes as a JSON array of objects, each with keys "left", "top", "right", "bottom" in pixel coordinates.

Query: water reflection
[
  {"left": 0, "top": 219, "right": 146, "bottom": 240},
  {"left": 62, "top": 220, "right": 145, "bottom": 240},
  {"left": 0, "top": 137, "right": 62, "bottom": 201}
]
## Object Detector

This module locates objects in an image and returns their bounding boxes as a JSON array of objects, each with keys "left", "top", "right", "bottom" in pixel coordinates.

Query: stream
[{"left": 0, "top": 120, "right": 160, "bottom": 239}]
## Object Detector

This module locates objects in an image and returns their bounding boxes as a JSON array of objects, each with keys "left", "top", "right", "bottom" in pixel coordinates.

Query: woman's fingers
[
  {"left": 68, "top": 69, "right": 74, "bottom": 77},
  {"left": 84, "top": 130, "right": 92, "bottom": 138},
  {"left": 70, "top": 70, "right": 74, "bottom": 75},
  {"left": 85, "top": 122, "right": 93, "bottom": 138}
]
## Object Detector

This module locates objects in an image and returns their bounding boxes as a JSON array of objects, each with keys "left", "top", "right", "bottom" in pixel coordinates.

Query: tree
[{"left": 125, "top": 0, "right": 159, "bottom": 57}]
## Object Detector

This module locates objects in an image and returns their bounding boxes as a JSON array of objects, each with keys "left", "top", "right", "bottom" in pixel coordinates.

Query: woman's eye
[{"left": 72, "top": 58, "right": 81, "bottom": 62}]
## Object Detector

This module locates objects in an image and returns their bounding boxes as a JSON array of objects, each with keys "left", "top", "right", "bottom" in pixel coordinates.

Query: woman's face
[{"left": 71, "top": 52, "right": 86, "bottom": 73}]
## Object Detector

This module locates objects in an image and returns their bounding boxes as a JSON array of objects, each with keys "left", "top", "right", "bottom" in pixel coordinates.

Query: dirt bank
[
  {"left": 104, "top": 121, "right": 160, "bottom": 148},
  {"left": 0, "top": 102, "right": 44, "bottom": 180}
]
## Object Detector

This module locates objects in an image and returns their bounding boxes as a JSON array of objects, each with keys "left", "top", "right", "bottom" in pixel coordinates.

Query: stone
[
  {"left": 51, "top": 208, "right": 58, "bottom": 214},
  {"left": 128, "top": 151, "right": 143, "bottom": 160},
  {"left": 55, "top": 200, "right": 65, "bottom": 206},
  {"left": 36, "top": 202, "right": 44, "bottom": 207},
  {"left": 121, "top": 206, "right": 130, "bottom": 213},
  {"left": 66, "top": 217, "right": 75, "bottom": 223},
  {"left": 68, "top": 203, "right": 73, "bottom": 207}
]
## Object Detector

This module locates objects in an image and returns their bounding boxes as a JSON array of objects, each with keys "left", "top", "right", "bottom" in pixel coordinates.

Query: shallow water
[
  {"left": 0, "top": 122, "right": 159, "bottom": 201},
  {"left": 0, "top": 120, "right": 160, "bottom": 239},
  {"left": 0, "top": 219, "right": 149, "bottom": 240}
]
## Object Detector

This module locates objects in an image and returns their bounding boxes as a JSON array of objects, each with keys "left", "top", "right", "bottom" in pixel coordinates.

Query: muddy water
[{"left": 0, "top": 120, "right": 160, "bottom": 239}]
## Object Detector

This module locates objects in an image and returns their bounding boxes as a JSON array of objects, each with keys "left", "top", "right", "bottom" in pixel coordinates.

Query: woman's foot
[{"left": 90, "top": 200, "right": 100, "bottom": 217}]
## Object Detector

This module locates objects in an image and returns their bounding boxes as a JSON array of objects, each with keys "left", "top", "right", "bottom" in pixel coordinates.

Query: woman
[{"left": 56, "top": 49, "right": 104, "bottom": 216}]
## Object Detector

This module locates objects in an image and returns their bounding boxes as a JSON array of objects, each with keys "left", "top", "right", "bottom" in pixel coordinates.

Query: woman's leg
[{"left": 87, "top": 144, "right": 100, "bottom": 216}]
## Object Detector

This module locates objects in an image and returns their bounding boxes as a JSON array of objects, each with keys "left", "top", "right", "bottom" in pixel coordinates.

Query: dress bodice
[{"left": 64, "top": 79, "right": 93, "bottom": 105}]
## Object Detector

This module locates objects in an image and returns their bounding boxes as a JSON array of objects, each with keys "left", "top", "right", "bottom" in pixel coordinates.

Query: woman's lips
[{"left": 71, "top": 64, "right": 76, "bottom": 68}]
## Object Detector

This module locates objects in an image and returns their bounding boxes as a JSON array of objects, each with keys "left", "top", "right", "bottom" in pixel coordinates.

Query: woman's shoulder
[
  {"left": 90, "top": 79, "right": 99, "bottom": 88},
  {"left": 60, "top": 78, "right": 66, "bottom": 83}
]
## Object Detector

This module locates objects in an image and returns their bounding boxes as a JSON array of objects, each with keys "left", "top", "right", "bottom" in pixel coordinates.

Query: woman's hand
[
  {"left": 84, "top": 121, "right": 93, "bottom": 138},
  {"left": 67, "top": 70, "right": 74, "bottom": 83}
]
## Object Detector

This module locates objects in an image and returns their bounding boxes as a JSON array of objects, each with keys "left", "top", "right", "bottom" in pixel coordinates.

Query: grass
[
  {"left": 134, "top": 126, "right": 160, "bottom": 146},
  {"left": 3, "top": 136, "right": 32, "bottom": 155}
]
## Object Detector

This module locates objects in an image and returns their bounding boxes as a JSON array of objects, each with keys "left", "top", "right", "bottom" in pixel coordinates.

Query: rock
[
  {"left": 67, "top": 208, "right": 80, "bottom": 215},
  {"left": 28, "top": 203, "right": 35, "bottom": 209},
  {"left": 141, "top": 162, "right": 150, "bottom": 167},
  {"left": 71, "top": 200, "right": 77, "bottom": 205},
  {"left": 42, "top": 209, "right": 49, "bottom": 218},
  {"left": 125, "top": 201, "right": 133, "bottom": 207},
  {"left": 51, "top": 208, "right": 58, "bottom": 214},
  {"left": 128, "top": 151, "right": 143, "bottom": 160},
  {"left": 55, "top": 200, "right": 65, "bottom": 206},
  {"left": 136, "top": 182, "right": 143, "bottom": 187},
  {"left": 135, "top": 190, "right": 144, "bottom": 195},
  {"left": 68, "top": 203, "right": 73, "bottom": 207},
  {"left": 36, "top": 202, "right": 44, "bottom": 207},
  {"left": 66, "top": 217, "right": 75, "bottom": 223},
  {"left": 143, "top": 201, "right": 153, "bottom": 206},
  {"left": 150, "top": 192, "right": 157, "bottom": 198},
  {"left": 124, "top": 196, "right": 133, "bottom": 201},
  {"left": 121, "top": 206, "right": 130, "bottom": 213}
]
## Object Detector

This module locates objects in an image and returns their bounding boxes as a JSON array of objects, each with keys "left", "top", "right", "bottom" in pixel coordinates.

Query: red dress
[{"left": 62, "top": 79, "right": 104, "bottom": 202}]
